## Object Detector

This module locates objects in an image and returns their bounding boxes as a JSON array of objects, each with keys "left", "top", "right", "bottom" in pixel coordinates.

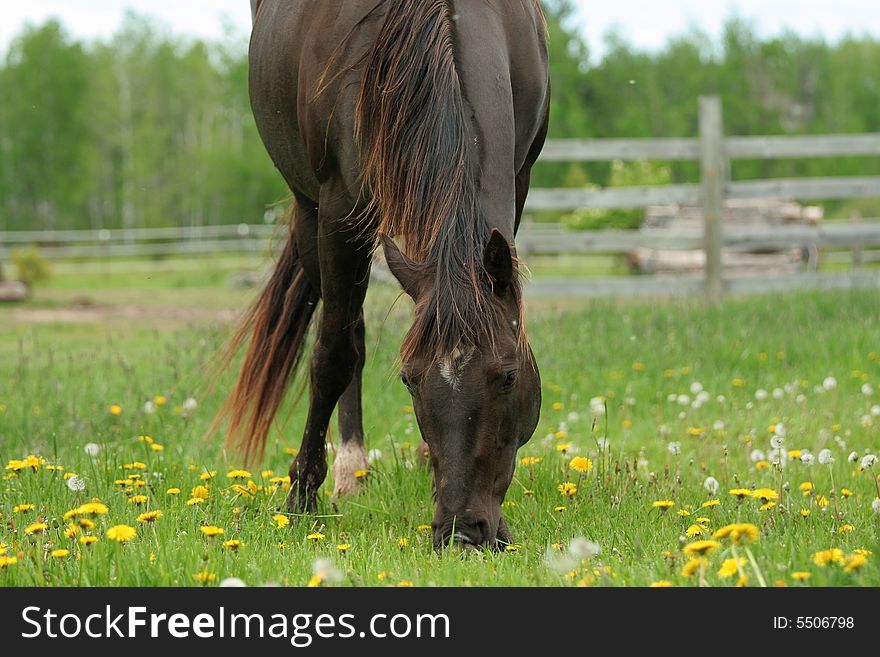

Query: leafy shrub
[{"left": 12, "top": 246, "right": 52, "bottom": 286}]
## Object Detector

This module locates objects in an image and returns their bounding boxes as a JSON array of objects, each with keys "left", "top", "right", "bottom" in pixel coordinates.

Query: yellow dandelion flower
[
  {"left": 398, "top": 581, "right": 415, "bottom": 587},
  {"left": 816, "top": 495, "right": 830, "bottom": 508},
  {"left": 712, "top": 523, "right": 760, "bottom": 544},
  {"left": 681, "top": 557, "right": 707, "bottom": 577},
  {"left": 853, "top": 549, "right": 872, "bottom": 556},
  {"left": 25, "top": 522, "right": 48, "bottom": 535},
  {"left": 799, "top": 481, "right": 813, "bottom": 494},
  {"left": 154, "top": 395, "right": 166, "bottom": 406},
  {"left": 108, "top": 404, "right": 123, "bottom": 415},
  {"left": 307, "top": 575, "right": 323, "bottom": 587},
  {"left": 568, "top": 457, "right": 593, "bottom": 473},
  {"left": 13, "top": 503, "right": 34, "bottom": 513},
  {"left": 812, "top": 548, "right": 845, "bottom": 566},
  {"left": 0, "top": 556, "right": 19, "bottom": 568},
  {"left": 272, "top": 514, "right": 290, "bottom": 529},
  {"left": 696, "top": 517, "right": 711, "bottom": 525},
  {"left": 78, "top": 518, "right": 95, "bottom": 529},
  {"left": 79, "top": 536, "right": 98, "bottom": 546},
  {"left": 838, "top": 524, "right": 855, "bottom": 534},
  {"left": 701, "top": 499, "right": 720, "bottom": 508},
  {"left": 759, "top": 501, "right": 777, "bottom": 511},
  {"left": 791, "top": 571, "right": 811, "bottom": 581},
  {"left": 150, "top": 444, "right": 164, "bottom": 452},
  {"left": 504, "top": 545, "right": 520, "bottom": 552},
  {"left": 193, "top": 571, "right": 216, "bottom": 584},
  {"left": 307, "top": 532, "right": 325, "bottom": 541},
  {"left": 520, "top": 456, "right": 543, "bottom": 466},
  {"left": 555, "top": 430, "right": 569, "bottom": 439},
  {"left": 166, "top": 488, "right": 181, "bottom": 495},
  {"left": 718, "top": 557, "right": 747, "bottom": 578},
  {"left": 755, "top": 461, "right": 770, "bottom": 470},
  {"left": 652, "top": 500, "right": 675, "bottom": 510},
  {"left": 752, "top": 488, "right": 778, "bottom": 502},
  {"left": 787, "top": 450, "right": 802, "bottom": 459},
  {"left": 682, "top": 540, "right": 721, "bottom": 557},
  {"left": 191, "top": 485, "right": 210, "bottom": 500},
  {"left": 687, "top": 427, "right": 705, "bottom": 437},
  {"left": 397, "top": 537, "right": 409, "bottom": 549},
  {"left": 685, "top": 524, "right": 706, "bottom": 538},
  {"left": 842, "top": 553, "right": 867, "bottom": 573},
  {"left": 50, "top": 549, "right": 70, "bottom": 559},
  {"left": 732, "top": 378, "right": 746, "bottom": 387},
  {"left": 736, "top": 575, "right": 749, "bottom": 587},
  {"left": 729, "top": 488, "right": 752, "bottom": 499},
  {"left": 64, "top": 523, "right": 79, "bottom": 539},
  {"left": 224, "top": 540, "right": 242, "bottom": 550},
  {"left": 337, "top": 543, "right": 351, "bottom": 553},
  {"left": 106, "top": 525, "right": 137, "bottom": 543},
  {"left": 800, "top": 509, "right": 811, "bottom": 518},
  {"left": 677, "top": 509, "right": 691, "bottom": 517},
  {"left": 199, "top": 471, "right": 217, "bottom": 481},
  {"left": 199, "top": 526, "right": 224, "bottom": 538},
  {"left": 555, "top": 443, "right": 571, "bottom": 453},
  {"left": 226, "top": 469, "right": 251, "bottom": 480},
  {"left": 649, "top": 580, "right": 673, "bottom": 587},
  {"left": 416, "top": 524, "right": 432, "bottom": 532},
  {"left": 137, "top": 510, "right": 162, "bottom": 523},
  {"left": 554, "top": 505, "right": 567, "bottom": 512},
  {"left": 551, "top": 402, "right": 564, "bottom": 410},
  {"left": 840, "top": 488, "right": 853, "bottom": 498},
  {"left": 558, "top": 482, "right": 578, "bottom": 497},
  {"left": 128, "top": 495, "right": 149, "bottom": 505},
  {"left": 186, "top": 497, "right": 204, "bottom": 506},
  {"left": 354, "top": 469, "right": 368, "bottom": 479}
]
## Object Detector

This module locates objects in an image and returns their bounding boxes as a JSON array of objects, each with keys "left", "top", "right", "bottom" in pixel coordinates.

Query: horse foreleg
[
  {"left": 332, "top": 311, "right": 370, "bottom": 498},
  {"left": 287, "top": 185, "right": 371, "bottom": 514}
]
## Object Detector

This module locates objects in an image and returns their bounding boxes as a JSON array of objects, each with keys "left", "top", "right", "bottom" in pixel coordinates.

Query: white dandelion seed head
[
  {"left": 834, "top": 436, "right": 846, "bottom": 450},
  {"left": 696, "top": 391, "right": 710, "bottom": 403},
  {"left": 220, "top": 577, "right": 247, "bottom": 587},
  {"left": 667, "top": 393, "right": 677, "bottom": 403},
  {"left": 66, "top": 475, "right": 86, "bottom": 491},
  {"left": 860, "top": 454, "right": 878, "bottom": 470},
  {"left": 871, "top": 405, "right": 880, "bottom": 417},
  {"left": 745, "top": 402, "right": 754, "bottom": 410},
  {"left": 690, "top": 382, "right": 703, "bottom": 395},
  {"left": 818, "top": 449, "right": 834, "bottom": 465},
  {"left": 822, "top": 377, "right": 838, "bottom": 390},
  {"left": 800, "top": 452, "right": 815, "bottom": 466},
  {"left": 144, "top": 401, "right": 157, "bottom": 414},
  {"left": 668, "top": 442, "right": 681, "bottom": 456},
  {"left": 755, "top": 389, "right": 769, "bottom": 401},
  {"left": 750, "top": 449, "right": 766, "bottom": 463},
  {"left": 848, "top": 451, "right": 859, "bottom": 463},
  {"left": 678, "top": 411, "right": 687, "bottom": 420},
  {"left": 312, "top": 558, "right": 343, "bottom": 584},
  {"left": 658, "top": 424, "right": 671, "bottom": 437},
  {"left": 784, "top": 383, "right": 795, "bottom": 394},
  {"left": 544, "top": 549, "right": 578, "bottom": 574},
  {"left": 558, "top": 421, "right": 569, "bottom": 434},
  {"left": 182, "top": 397, "right": 198, "bottom": 413},
  {"left": 596, "top": 438, "right": 610, "bottom": 450},
  {"left": 774, "top": 423, "right": 787, "bottom": 437},
  {"left": 567, "top": 411, "right": 580, "bottom": 422},
  {"left": 691, "top": 400, "right": 703, "bottom": 410},
  {"left": 568, "top": 537, "right": 601, "bottom": 560},
  {"left": 796, "top": 394, "right": 806, "bottom": 404},
  {"left": 772, "top": 388, "right": 784, "bottom": 400},
  {"left": 703, "top": 476, "right": 719, "bottom": 495},
  {"left": 872, "top": 499, "right": 880, "bottom": 515},
  {"left": 716, "top": 395, "right": 726, "bottom": 404},
  {"left": 676, "top": 394, "right": 691, "bottom": 406},
  {"left": 624, "top": 397, "right": 636, "bottom": 407},
  {"left": 83, "top": 443, "right": 101, "bottom": 457},
  {"left": 367, "top": 449, "right": 383, "bottom": 463},
  {"left": 862, "top": 384, "right": 874, "bottom": 397},
  {"left": 860, "top": 415, "right": 872, "bottom": 427},
  {"left": 713, "top": 420, "right": 725, "bottom": 431},
  {"left": 770, "top": 435, "right": 785, "bottom": 450},
  {"left": 589, "top": 397, "right": 605, "bottom": 416}
]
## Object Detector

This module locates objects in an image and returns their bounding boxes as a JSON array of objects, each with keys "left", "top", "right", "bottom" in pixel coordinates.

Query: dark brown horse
[{"left": 219, "top": 0, "right": 550, "bottom": 550}]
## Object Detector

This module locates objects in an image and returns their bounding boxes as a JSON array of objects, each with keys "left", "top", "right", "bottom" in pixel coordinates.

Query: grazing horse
[{"left": 220, "top": 0, "right": 550, "bottom": 550}]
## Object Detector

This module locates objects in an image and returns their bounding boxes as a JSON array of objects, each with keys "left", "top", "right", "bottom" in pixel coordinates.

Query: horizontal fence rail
[{"left": 2, "top": 97, "right": 879, "bottom": 299}]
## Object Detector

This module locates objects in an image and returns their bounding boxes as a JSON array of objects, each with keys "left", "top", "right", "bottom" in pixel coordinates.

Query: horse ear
[
  {"left": 381, "top": 234, "right": 421, "bottom": 299},
  {"left": 484, "top": 228, "right": 513, "bottom": 296}
]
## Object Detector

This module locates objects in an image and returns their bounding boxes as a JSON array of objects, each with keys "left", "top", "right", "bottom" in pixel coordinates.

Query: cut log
[{"left": 0, "top": 280, "right": 28, "bottom": 302}]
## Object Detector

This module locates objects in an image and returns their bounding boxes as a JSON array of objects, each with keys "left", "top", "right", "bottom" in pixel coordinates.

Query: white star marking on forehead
[{"left": 438, "top": 346, "right": 475, "bottom": 390}]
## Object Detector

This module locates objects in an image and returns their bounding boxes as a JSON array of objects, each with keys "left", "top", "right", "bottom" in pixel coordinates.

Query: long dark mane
[{"left": 355, "top": 0, "right": 528, "bottom": 362}]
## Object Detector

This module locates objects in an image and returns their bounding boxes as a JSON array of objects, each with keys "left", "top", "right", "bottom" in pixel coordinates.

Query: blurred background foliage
[{"left": 1, "top": 0, "right": 879, "bottom": 231}]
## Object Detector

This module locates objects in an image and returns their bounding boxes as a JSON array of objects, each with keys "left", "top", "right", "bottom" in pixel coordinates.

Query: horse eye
[{"left": 501, "top": 370, "right": 518, "bottom": 392}]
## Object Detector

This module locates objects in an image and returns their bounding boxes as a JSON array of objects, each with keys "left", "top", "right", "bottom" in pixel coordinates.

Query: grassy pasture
[{"left": 1, "top": 270, "right": 879, "bottom": 586}]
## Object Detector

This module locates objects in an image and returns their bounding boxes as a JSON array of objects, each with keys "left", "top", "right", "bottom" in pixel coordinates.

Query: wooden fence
[{"left": 2, "top": 96, "right": 879, "bottom": 298}]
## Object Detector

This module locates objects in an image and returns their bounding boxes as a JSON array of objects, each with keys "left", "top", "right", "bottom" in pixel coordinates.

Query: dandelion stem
[{"left": 744, "top": 546, "right": 767, "bottom": 588}]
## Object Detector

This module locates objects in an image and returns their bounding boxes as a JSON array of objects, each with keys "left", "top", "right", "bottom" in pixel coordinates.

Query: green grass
[{"left": 1, "top": 282, "right": 879, "bottom": 587}]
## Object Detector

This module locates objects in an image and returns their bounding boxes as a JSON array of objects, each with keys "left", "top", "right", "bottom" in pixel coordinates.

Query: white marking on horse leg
[{"left": 332, "top": 440, "right": 369, "bottom": 498}]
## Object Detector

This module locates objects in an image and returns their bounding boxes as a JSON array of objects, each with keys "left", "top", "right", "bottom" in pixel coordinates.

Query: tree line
[{"left": 1, "top": 2, "right": 878, "bottom": 232}]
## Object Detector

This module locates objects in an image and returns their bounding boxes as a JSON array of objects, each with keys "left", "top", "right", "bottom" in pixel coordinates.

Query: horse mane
[{"left": 355, "top": 0, "right": 529, "bottom": 362}]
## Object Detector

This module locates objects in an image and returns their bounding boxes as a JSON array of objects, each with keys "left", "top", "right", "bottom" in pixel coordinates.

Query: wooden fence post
[{"left": 699, "top": 96, "right": 724, "bottom": 302}]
